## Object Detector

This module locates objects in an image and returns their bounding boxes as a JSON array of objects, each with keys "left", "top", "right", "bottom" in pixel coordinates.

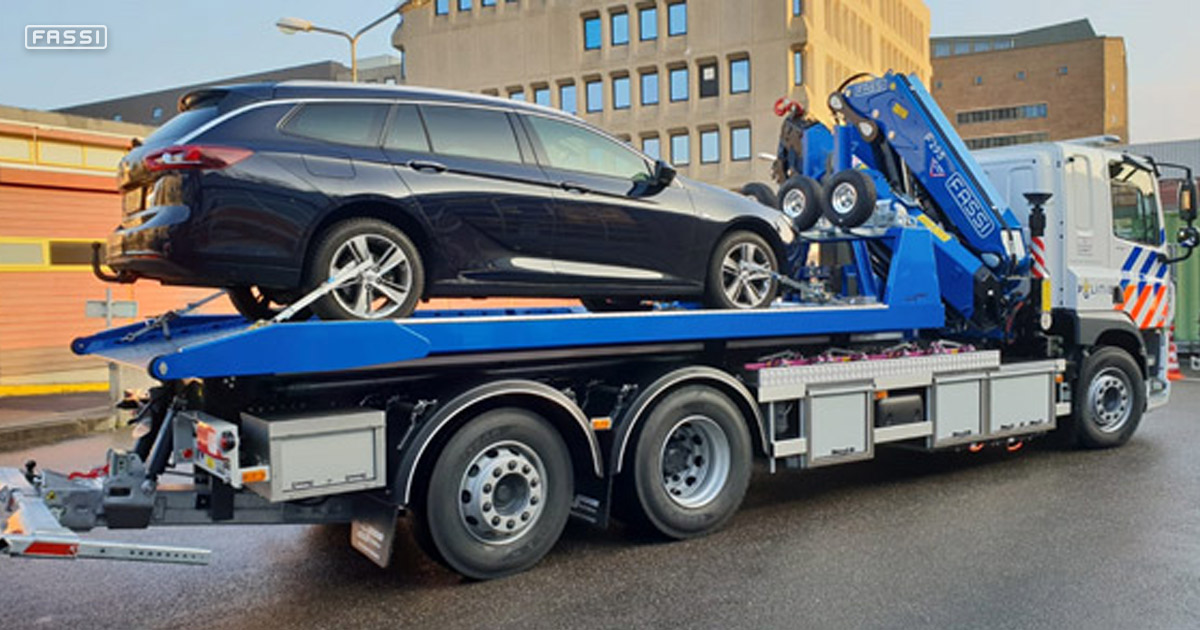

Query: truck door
[{"left": 1107, "top": 159, "right": 1169, "bottom": 330}]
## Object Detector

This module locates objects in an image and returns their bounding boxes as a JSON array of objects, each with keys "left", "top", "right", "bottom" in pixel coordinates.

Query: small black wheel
[
  {"left": 705, "top": 231, "right": 778, "bottom": 310},
  {"left": 307, "top": 218, "right": 424, "bottom": 321},
  {"left": 739, "top": 182, "right": 778, "bottom": 208},
  {"left": 622, "top": 385, "right": 752, "bottom": 539},
  {"left": 777, "top": 175, "right": 824, "bottom": 232},
  {"left": 1069, "top": 346, "right": 1145, "bottom": 449},
  {"left": 581, "top": 298, "right": 652, "bottom": 312},
  {"left": 227, "top": 286, "right": 307, "bottom": 322},
  {"left": 822, "top": 170, "right": 877, "bottom": 228},
  {"left": 412, "top": 408, "right": 573, "bottom": 580}
]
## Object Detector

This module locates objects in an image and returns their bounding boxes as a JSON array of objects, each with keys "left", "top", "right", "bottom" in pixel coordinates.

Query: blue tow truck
[{"left": 2, "top": 73, "right": 1197, "bottom": 579}]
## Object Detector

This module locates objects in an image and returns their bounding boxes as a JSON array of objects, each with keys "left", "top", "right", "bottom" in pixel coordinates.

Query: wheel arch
[
  {"left": 304, "top": 198, "right": 437, "bottom": 292},
  {"left": 395, "top": 379, "right": 603, "bottom": 507},
  {"left": 1068, "top": 310, "right": 1148, "bottom": 377},
  {"left": 721, "top": 218, "right": 790, "bottom": 268},
  {"left": 611, "top": 366, "right": 767, "bottom": 476}
]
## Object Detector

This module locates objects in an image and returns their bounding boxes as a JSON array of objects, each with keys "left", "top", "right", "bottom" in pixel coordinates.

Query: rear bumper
[{"left": 106, "top": 205, "right": 199, "bottom": 284}]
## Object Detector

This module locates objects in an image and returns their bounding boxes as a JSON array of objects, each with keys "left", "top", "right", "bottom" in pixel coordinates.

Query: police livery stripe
[{"left": 1115, "top": 245, "right": 1172, "bottom": 330}]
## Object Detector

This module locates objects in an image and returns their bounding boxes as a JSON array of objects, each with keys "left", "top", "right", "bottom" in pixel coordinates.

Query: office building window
[
  {"left": 1016, "top": 71, "right": 1026, "bottom": 81},
  {"left": 641, "top": 71, "right": 659, "bottom": 105},
  {"left": 643, "top": 136, "right": 661, "bottom": 160},
  {"left": 509, "top": 89, "right": 526, "bottom": 101},
  {"left": 559, "top": 83, "right": 577, "bottom": 114},
  {"left": 994, "top": 39, "right": 1014, "bottom": 50},
  {"left": 459, "top": 0, "right": 471, "bottom": 10},
  {"left": 974, "top": 41, "right": 991, "bottom": 53},
  {"left": 152, "top": 107, "right": 163, "bottom": 120},
  {"left": 933, "top": 43, "right": 950, "bottom": 57},
  {"left": 482, "top": 0, "right": 496, "bottom": 5},
  {"left": 793, "top": 0, "right": 802, "bottom": 15},
  {"left": 669, "top": 67, "right": 688, "bottom": 101},
  {"left": 730, "top": 58, "right": 750, "bottom": 94},
  {"left": 112, "top": 114, "right": 122, "bottom": 121},
  {"left": 612, "top": 12, "right": 629, "bottom": 45},
  {"left": 792, "top": 50, "right": 804, "bottom": 85},
  {"left": 613, "top": 76, "right": 631, "bottom": 109},
  {"left": 586, "top": 80, "right": 603, "bottom": 112},
  {"left": 640, "top": 6, "right": 657, "bottom": 40},
  {"left": 534, "top": 86, "right": 551, "bottom": 107},
  {"left": 973, "top": 76, "right": 983, "bottom": 86},
  {"left": 698, "top": 62, "right": 718, "bottom": 98},
  {"left": 584, "top": 16, "right": 601, "bottom": 50},
  {"left": 1058, "top": 66, "right": 1069, "bottom": 75},
  {"left": 731, "top": 126, "right": 750, "bottom": 161},
  {"left": 954, "top": 42, "right": 970, "bottom": 55},
  {"left": 436, "top": 0, "right": 449, "bottom": 14},
  {"left": 957, "top": 103, "right": 1048, "bottom": 125},
  {"left": 700, "top": 129, "right": 719, "bottom": 164},
  {"left": 670, "top": 132, "right": 690, "bottom": 165},
  {"left": 668, "top": 2, "right": 687, "bottom": 36}
]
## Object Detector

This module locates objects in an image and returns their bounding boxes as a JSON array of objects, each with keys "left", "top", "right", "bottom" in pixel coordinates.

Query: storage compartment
[
  {"left": 988, "top": 367, "right": 1055, "bottom": 436},
  {"left": 932, "top": 375, "right": 983, "bottom": 446},
  {"left": 806, "top": 387, "right": 872, "bottom": 467},
  {"left": 241, "top": 409, "right": 386, "bottom": 502}
]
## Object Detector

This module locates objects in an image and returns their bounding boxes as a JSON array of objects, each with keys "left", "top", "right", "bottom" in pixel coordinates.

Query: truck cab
[{"left": 977, "top": 143, "right": 1172, "bottom": 407}]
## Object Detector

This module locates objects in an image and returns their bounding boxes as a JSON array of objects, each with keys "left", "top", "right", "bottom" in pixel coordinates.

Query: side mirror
[
  {"left": 1180, "top": 179, "right": 1197, "bottom": 223},
  {"left": 653, "top": 159, "right": 677, "bottom": 187},
  {"left": 630, "top": 160, "right": 677, "bottom": 197},
  {"left": 1178, "top": 225, "right": 1199, "bottom": 250}
]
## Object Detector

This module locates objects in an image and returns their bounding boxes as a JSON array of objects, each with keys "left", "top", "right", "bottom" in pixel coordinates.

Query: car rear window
[
  {"left": 420, "top": 105, "right": 522, "bottom": 164},
  {"left": 281, "top": 102, "right": 390, "bottom": 147},
  {"left": 141, "top": 106, "right": 221, "bottom": 151}
]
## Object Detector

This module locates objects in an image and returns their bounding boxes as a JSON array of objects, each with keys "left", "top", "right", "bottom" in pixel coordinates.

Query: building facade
[
  {"left": 394, "top": 0, "right": 930, "bottom": 190},
  {"left": 931, "top": 19, "right": 1128, "bottom": 150}
]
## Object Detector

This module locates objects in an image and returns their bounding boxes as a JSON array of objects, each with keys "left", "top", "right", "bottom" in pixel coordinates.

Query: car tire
[
  {"left": 777, "top": 175, "right": 824, "bottom": 232},
  {"left": 822, "top": 170, "right": 877, "bottom": 228},
  {"left": 739, "top": 182, "right": 778, "bottom": 209},
  {"left": 705, "top": 231, "right": 778, "bottom": 310},
  {"left": 411, "top": 408, "right": 573, "bottom": 580},
  {"left": 621, "top": 385, "right": 752, "bottom": 540},
  {"left": 307, "top": 218, "right": 424, "bottom": 321},
  {"left": 227, "top": 286, "right": 308, "bottom": 322},
  {"left": 1069, "top": 346, "right": 1145, "bottom": 449}
]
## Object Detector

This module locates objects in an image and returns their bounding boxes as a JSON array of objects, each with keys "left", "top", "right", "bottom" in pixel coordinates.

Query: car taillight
[{"left": 143, "top": 144, "right": 252, "bottom": 172}]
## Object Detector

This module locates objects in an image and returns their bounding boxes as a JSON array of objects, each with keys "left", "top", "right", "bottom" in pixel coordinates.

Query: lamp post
[{"left": 276, "top": 1, "right": 428, "bottom": 82}]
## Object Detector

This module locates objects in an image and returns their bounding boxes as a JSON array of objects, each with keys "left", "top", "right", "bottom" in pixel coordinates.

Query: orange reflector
[
  {"left": 241, "top": 468, "right": 268, "bottom": 484},
  {"left": 1006, "top": 440, "right": 1024, "bottom": 453},
  {"left": 1055, "top": 374, "right": 1064, "bottom": 383},
  {"left": 874, "top": 390, "right": 888, "bottom": 400},
  {"left": 591, "top": 417, "right": 612, "bottom": 431},
  {"left": 967, "top": 443, "right": 985, "bottom": 453}
]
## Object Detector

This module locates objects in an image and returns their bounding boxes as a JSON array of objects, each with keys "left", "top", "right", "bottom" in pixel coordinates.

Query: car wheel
[
  {"left": 621, "top": 385, "right": 752, "bottom": 539},
  {"left": 705, "top": 231, "right": 778, "bottom": 310},
  {"left": 739, "top": 182, "right": 778, "bottom": 208},
  {"left": 777, "top": 175, "right": 824, "bottom": 232},
  {"left": 1069, "top": 347, "right": 1145, "bottom": 449},
  {"left": 227, "top": 286, "right": 308, "bottom": 322},
  {"left": 411, "top": 408, "right": 573, "bottom": 580},
  {"left": 307, "top": 219, "right": 424, "bottom": 321},
  {"left": 822, "top": 170, "right": 877, "bottom": 228}
]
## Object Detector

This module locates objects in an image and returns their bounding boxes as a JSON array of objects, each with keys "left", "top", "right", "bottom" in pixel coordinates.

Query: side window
[
  {"left": 420, "top": 105, "right": 523, "bottom": 163},
  {"left": 525, "top": 115, "right": 650, "bottom": 180},
  {"left": 281, "top": 102, "right": 390, "bottom": 146},
  {"left": 383, "top": 104, "right": 430, "bottom": 153},
  {"left": 1110, "top": 161, "right": 1161, "bottom": 247}
]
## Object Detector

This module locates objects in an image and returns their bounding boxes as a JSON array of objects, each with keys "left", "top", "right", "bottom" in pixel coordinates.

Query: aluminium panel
[{"left": 756, "top": 350, "right": 1001, "bottom": 402}]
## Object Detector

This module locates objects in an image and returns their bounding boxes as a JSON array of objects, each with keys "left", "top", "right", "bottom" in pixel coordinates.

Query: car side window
[
  {"left": 524, "top": 115, "right": 650, "bottom": 181},
  {"left": 280, "top": 102, "right": 390, "bottom": 146},
  {"left": 1109, "top": 161, "right": 1161, "bottom": 247},
  {"left": 419, "top": 105, "right": 523, "bottom": 163},
  {"left": 383, "top": 104, "right": 431, "bottom": 153}
]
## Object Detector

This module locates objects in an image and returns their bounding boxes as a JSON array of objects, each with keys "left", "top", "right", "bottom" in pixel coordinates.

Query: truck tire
[
  {"left": 740, "top": 182, "right": 778, "bottom": 208},
  {"left": 777, "top": 175, "right": 824, "bottom": 232},
  {"left": 412, "top": 407, "right": 573, "bottom": 579},
  {"left": 1070, "top": 346, "right": 1145, "bottom": 449},
  {"left": 822, "top": 170, "right": 876, "bottom": 228},
  {"left": 705, "top": 231, "right": 779, "bottom": 310},
  {"left": 307, "top": 218, "right": 424, "bottom": 321},
  {"left": 623, "top": 385, "right": 752, "bottom": 539}
]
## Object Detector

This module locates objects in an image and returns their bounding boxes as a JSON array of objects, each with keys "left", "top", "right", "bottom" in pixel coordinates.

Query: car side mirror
[
  {"left": 1180, "top": 179, "right": 1197, "bottom": 223},
  {"left": 653, "top": 159, "right": 676, "bottom": 188},
  {"left": 629, "top": 160, "right": 677, "bottom": 197}
]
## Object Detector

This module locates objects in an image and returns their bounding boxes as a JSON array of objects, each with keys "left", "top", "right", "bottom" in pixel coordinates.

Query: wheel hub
[
  {"left": 720, "top": 243, "right": 772, "bottom": 308},
  {"left": 831, "top": 182, "right": 858, "bottom": 215},
  {"left": 782, "top": 188, "right": 806, "bottom": 219},
  {"left": 458, "top": 441, "right": 545, "bottom": 544},
  {"left": 1089, "top": 367, "right": 1132, "bottom": 433},
  {"left": 660, "top": 415, "right": 731, "bottom": 508},
  {"left": 329, "top": 233, "right": 412, "bottom": 319}
]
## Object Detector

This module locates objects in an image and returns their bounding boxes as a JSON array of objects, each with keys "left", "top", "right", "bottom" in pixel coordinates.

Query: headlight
[{"left": 774, "top": 214, "right": 796, "bottom": 244}]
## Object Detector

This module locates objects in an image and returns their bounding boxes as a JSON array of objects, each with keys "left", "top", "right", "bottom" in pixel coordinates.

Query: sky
[{"left": 0, "top": 1, "right": 1193, "bottom": 143}]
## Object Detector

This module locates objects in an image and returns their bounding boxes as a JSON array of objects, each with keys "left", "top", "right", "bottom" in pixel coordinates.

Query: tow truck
[{"left": 3, "top": 72, "right": 1197, "bottom": 579}]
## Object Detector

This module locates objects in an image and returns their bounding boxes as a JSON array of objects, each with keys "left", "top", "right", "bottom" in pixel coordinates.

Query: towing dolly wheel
[
  {"left": 822, "top": 170, "right": 877, "bottom": 229},
  {"left": 1069, "top": 346, "right": 1145, "bottom": 449},
  {"left": 623, "top": 385, "right": 752, "bottom": 539},
  {"left": 705, "top": 231, "right": 779, "bottom": 310},
  {"left": 777, "top": 175, "right": 824, "bottom": 232},
  {"left": 308, "top": 218, "right": 424, "bottom": 321},
  {"left": 413, "top": 408, "right": 573, "bottom": 580}
]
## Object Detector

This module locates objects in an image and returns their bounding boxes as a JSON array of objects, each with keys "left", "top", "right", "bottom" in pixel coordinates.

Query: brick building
[{"left": 930, "top": 19, "right": 1128, "bottom": 150}]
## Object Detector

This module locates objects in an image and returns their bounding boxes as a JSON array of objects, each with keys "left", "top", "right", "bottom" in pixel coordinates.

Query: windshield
[{"left": 140, "top": 106, "right": 220, "bottom": 151}]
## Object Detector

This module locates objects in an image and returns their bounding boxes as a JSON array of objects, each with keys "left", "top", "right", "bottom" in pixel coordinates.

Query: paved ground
[
  {"left": 2, "top": 383, "right": 1200, "bottom": 630},
  {"left": 0, "top": 392, "right": 114, "bottom": 452}
]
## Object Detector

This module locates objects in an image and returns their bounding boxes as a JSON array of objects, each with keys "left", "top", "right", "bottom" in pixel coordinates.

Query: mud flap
[{"left": 350, "top": 496, "right": 399, "bottom": 568}]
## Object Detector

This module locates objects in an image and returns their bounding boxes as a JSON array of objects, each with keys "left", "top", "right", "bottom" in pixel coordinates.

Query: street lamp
[{"left": 276, "top": 1, "right": 429, "bottom": 82}]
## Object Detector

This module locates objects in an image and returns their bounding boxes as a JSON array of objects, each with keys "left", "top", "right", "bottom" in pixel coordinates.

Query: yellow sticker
[
  {"left": 916, "top": 214, "right": 952, "bottom": 242},
  {"left": 892, "top": 102, "right": 909, "bottom": 120}
]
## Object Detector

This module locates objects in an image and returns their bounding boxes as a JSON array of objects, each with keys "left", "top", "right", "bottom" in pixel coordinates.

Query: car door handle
[
  {"left": 407, "top": 159, "right": 447, "bottom": 173},
  {"left": 559, "top": 181, "right": 590, "bottom": 194}
]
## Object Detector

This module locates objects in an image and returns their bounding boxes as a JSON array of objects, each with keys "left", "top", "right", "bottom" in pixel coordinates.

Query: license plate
[{"left": 122, "top": 188, "right": 143, "bottom": 214}]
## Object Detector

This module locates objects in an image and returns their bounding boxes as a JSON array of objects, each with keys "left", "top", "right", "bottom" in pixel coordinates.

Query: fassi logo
[{"left": 25, "top": 25, "right": 107, "bottom": 49}]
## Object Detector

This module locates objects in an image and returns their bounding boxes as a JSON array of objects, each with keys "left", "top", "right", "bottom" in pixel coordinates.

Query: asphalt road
[{"left": 3, "top": 383, "right": 1200, "bottom": 630}]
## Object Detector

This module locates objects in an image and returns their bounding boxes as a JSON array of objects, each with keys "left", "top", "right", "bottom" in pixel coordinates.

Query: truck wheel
[
  {"left": 822, "top": 170, "right": 876, "bottom": 228},
  {"left": 623, "top": 385, "right": 752, "bottom": 539},
  {"left": 740, "top": 182, "right": 778, "bottom": 208},
  {"left": 1071, "top": 347, "right": 1145, "bottom": 449},
  {"left": 307, "top": 219, "right": 424, "bottom": 321},
  {"left": 413, "top": 408, "right": 573, "bottom": 579},
  {"left": 777, "top": 175, "right": 824, "bottom": 232},
  {"left": 705, "top": 231, "right": 779, "bottom": 310}
]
